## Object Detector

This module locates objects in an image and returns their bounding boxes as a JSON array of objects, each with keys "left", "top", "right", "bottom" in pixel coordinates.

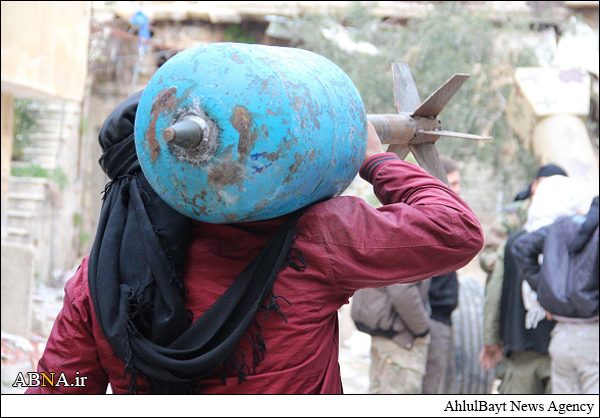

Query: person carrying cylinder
[{"left": 26, "top": 43, "right": 483, "bottom": 394}]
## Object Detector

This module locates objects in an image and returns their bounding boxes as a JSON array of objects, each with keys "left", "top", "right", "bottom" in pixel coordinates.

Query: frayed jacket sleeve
[{"left": 512, "top": 227, "right": 549, "bottom": 291}]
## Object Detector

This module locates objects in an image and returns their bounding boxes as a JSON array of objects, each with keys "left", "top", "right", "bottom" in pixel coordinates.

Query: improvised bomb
[
  {"left": 135, "top": 42, "right": 366, "bottom": 223},
  {"left": 134, "top": 42, "right": 491, "bottom": 224}
]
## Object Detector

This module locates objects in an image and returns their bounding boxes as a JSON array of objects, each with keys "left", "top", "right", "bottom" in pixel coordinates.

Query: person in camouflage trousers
[
  {"left": 479, "top": 164, "right": 568, "bottom": 393},
  {"left": 369, "top": 332, "right": 431, "bottom": 394},
  {"left": 352, "top": 280, "right": 432, "bottom": 395},
  {"left": 479, "top": 199, "right": 530, "bottom": 275}
]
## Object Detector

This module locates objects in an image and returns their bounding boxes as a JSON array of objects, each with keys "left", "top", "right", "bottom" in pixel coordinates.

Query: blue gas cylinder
[{"left": 134, "top": 42, "right": 367, "bottom": 223}]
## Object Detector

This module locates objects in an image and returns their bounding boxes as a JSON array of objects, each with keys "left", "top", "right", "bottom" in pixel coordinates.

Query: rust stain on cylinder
[
  {"left": 207, "top": 160, "right": 245, "bottom": 187},
  {"left": 230, "top": 105, "right": 258, "bottom": 160},
  {"left": 207, "top": 146, "right": 246, "bottom": 188},
  {"left": 191, "top": 194, "right": 209, "bottom": 217},
  {"left": 283, "top": 152, "right": 306, "bottom": 184},
  {"left": 147, "top": 87, "right": 179, "bottom": 162}
]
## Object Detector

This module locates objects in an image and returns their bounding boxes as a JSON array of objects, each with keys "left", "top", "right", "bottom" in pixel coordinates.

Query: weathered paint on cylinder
[{"left": 134, "top": 43, "right": 367, "bottom": 223}]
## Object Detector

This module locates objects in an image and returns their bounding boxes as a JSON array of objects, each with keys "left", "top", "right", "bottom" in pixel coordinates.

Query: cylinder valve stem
[{"left": 163, "top": 115, "right": 208, "bottom": 149}]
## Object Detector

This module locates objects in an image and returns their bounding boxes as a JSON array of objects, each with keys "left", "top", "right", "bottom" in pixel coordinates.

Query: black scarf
[{"left": 88, "top": 91, "right": 305, "bottom": 394}]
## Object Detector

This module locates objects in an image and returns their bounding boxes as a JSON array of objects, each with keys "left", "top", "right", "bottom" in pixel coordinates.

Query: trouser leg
[
  {"left": 550, "top": 322, "right": 599, "bottom": 394},
  {"left": 368, "top": 335, "right": 430, "bottom": 394},
  {"left": 498, "top": 351, "right": 551, "bottom": 394},
  {"left": 422, "top": 320, "right": 452, "bottom": 394}
]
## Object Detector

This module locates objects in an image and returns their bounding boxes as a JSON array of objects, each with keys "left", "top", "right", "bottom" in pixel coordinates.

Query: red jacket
[{"left": 27, "top": 154, "right": 483, "bottom": 394}]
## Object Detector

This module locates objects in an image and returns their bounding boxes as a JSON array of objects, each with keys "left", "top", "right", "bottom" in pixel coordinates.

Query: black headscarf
[
  {"left": 88, "top": 91, "right": 305, "bottom": 394},
  {"left": 514, "top": 163, "right": 568, "bottom": 201}
]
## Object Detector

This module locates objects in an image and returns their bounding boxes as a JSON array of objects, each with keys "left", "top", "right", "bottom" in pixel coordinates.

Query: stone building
[{"left": 1, "top": 1, "right": 91, "bottom": 337}]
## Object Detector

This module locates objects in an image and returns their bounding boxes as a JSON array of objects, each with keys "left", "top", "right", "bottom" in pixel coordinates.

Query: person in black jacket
[
  {"left": 480, "top": 175, "right": 585, "bottom": 393},
  {"left": 513, "top": 196, "right": 599, "bottom": 394}
]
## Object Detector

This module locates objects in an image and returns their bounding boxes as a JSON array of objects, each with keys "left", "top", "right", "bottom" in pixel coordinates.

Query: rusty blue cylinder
[{"left": 134, "top": 42, "right": 367, "bottom": 223}]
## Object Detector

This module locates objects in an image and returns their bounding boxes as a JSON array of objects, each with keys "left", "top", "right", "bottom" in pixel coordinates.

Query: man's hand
[
  {"left": 478, "top": 344, "right": 503, "bottom": 371},
  {"left": 364, "top": 122, "right": 385, "bottom": 161}
]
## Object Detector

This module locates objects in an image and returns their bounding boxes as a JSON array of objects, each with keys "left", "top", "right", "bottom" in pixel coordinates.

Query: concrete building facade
[{"left": 1, "top": 1, "right": 91, "bottom": 337}]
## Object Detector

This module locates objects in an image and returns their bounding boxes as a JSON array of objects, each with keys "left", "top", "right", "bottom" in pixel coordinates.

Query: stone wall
[
  {"left": 1, "top": 244, "right": 35, "bottom": 338},
  {"left": 6, "top": 99, "right": 85, "bottom": 284}
]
